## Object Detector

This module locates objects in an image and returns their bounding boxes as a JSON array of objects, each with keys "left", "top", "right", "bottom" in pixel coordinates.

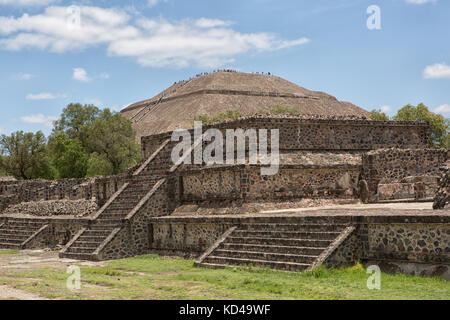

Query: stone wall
[
  {"left": 148, "top": 214, "right": 450, "bottom": 279},
  {"left": 0, "top": 216, "right": 88, "bottom": 249},
  {"left": 98, "top": 177, "right": 180, "bottom": 260},
  {"left": 179, "top": 165, "right": 360, "bottom": 202},
  {"left": 142, "top": 117, "right": 430, "bottom": 158},
  {"left": 434, "top": 162, "right": 450, "bottom": 210},
  {"left": 0, "top": 173, "right": 130, "bottom": 214},
  {"left": 362, "top": 148, "right": 448, "bottom": 202},
  {"left": 3, "top": 199, "right": 98, "bottom": 217}
]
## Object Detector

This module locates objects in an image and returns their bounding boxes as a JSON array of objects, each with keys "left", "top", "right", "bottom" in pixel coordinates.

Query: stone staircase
[
  {"left": 0, "top": 219, "right": 46, "bottom": 249},
  {"left": 196, "top": 222, "right": 350, "bottom": 272},
  {"left": 60, "top": 140, "right": 172, "bottom": 260}
]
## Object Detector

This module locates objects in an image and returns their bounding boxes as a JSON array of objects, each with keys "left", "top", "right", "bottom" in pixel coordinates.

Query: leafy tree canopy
[
  {"left": 393, "top": 103, "right": 449, "bottom": 148},
  {"left": 370, "top": 103, "right": 449, "bottom": 148},
  {"left": 0, "top": 131, "right": 53, "bottom": 180},
  {"left": 84, "top": 109, "right": 141, "bottom": 175},
  {"left": 53, "top": 103, "right": 100, "bottom": 143},
  {"left": 48, "top": 132, "right": 88, "bottom": 179},
  {"left": 1, "top": 103, "right": 141, "bottom": 180},
  {"left": 369, "top": 109, "right": 390, "bottom": 121}
]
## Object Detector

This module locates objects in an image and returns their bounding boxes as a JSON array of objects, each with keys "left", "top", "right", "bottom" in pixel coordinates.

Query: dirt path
[
  {"left": 0, "top": 249, "right": 108, "bottom": 300},
  {"left": 0, "top": 285, "right": 48, "bottom": 300}
]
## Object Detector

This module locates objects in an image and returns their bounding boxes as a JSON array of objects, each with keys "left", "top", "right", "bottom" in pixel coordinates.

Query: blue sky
[{"left": 0, "top": 0, "right": 449, "bottom": 135}]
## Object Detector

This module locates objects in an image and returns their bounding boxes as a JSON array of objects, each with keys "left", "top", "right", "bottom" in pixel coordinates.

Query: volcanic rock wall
[
  {"left": 362, "top": 149, "right": 449, "bottom": 202},
  {"left": 141, "top": 117, "right": 430, "bottom": 159},
  {"left": 433, "top": 162, "right": 450, "bottom": 209},
  {"left": 0, "top": 173, "right": 131, "bottom": 215}
]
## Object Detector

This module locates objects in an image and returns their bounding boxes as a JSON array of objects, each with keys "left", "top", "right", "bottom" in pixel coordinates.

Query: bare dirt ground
[
  {"left": 260, "top": 201, "right": 434, "bottom": 214},
  {"left": 0, "top": 285, "right": 47, "bottom": 300},
  {"left": 0, "top": 250, "right": 106, "bottom": 300}
]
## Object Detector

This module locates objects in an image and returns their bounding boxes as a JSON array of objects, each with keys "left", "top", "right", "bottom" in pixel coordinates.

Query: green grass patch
[
  {"left": 194, "top": 110, "right": 242, "bottom": 124},
  {"left": 0, "top": 255, "right": 448, "bottom": 300},
  {"left": 0, "top": 250, "right": 19, "bottom": 255},
  {"left": 259, "top": 105, "right": 302, "bottom": 115}
]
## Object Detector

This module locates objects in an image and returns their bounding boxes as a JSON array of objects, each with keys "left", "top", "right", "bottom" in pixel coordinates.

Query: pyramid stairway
[
  {"left": 60, "top": 140, "right": 172, "bottom": 260},
  {"left": 196, "top": 222, "right": 353, "bottom": 272},
  {"left": 0, "top": 219, "right": 46, "bottom": 249}
]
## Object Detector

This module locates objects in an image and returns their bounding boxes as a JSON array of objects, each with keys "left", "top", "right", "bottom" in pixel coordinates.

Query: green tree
[
  {"left": 48, "top": 132, "right": 88, "bottom": 179},
  {"left": 0, "top": 131, "right": 53, "bottom": 180},
  {"left": 84, "top": 109, "right": 141, "bottom": 174},
  {"left": 53, "top": 103, "right": 100, "bottom": 143},
  {"left": 369, "top": 109, "right": 390, "bottom": 121},
  {"left": 393, "top": 103, "right": 449, "bottom": 148},
  {"left": 86, "top": 153, "right": 114, "bottom": 177}
]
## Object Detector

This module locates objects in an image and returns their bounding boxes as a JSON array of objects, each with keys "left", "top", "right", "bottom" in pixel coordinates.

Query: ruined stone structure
[{"left": 0, "top": 71, "right": 448, "bottom": 279}]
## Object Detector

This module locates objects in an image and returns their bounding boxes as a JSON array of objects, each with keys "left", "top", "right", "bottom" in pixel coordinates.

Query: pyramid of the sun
[{"left": 121, "top": 71, "right": 370, "bottom": 140}]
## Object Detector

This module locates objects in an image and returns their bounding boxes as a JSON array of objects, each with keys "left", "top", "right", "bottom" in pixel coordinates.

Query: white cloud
[
  {"left": 147, "top": 0, "right": 167, "bottom": 8},
  {"left": 26, "top": 92, "right": 66, "bottom": 100},
  {"left": 380, "top": 105, "right": 391, "bottom": 112},
  {"left": 435, "top": 104, "right": 450, "bottom": 114},
  {"left": 0, "top": 6, "right": 309, "bottom": 68},
  {"left": 0, "top": 0, "right": 58, "bottom": 6},
  {"left": 109, "top": 18, "right": 310, "bottom": 67},
  {"left": 405, "top": 0, "right": 436, "bottom": 4},
  {"left": 424, "top": 63, "right": 450, "bottom": 79},
  {"left": 73, "top": 68, "right": 91, "bottom": 82},
  {"left": 99, "top": 73, "right": 109, "bottom": 79},
  {"left": 14, "top": 73, "right": 36, "bottom": 80},
  {"left": 20, "top": 114, "right": 58, "bottom": 126},
  {"left": 195, "top": 18, "right": 233, "bottom": 28}
]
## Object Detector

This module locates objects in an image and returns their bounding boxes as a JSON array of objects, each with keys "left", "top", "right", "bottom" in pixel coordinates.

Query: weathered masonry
[{"left": 0, "top": 70, "right": 449, "bottom": 278}]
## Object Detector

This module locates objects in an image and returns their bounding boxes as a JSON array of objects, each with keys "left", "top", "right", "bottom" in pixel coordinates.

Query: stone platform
[{"left": 148, "top": 203, "right": 450, "bottom": 279}]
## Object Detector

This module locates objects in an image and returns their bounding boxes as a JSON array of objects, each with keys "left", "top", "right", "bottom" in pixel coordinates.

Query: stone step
[
  {"left": 220, "top": 243, "right": 326, "bottom": 255},
  {"left": 83, "top": 229, "right": 113, "bottom": 236},
  {"left": 238, "top": 223, "right": 347, "bottom": 232},
  {"left": 0, "top": 242, "right": 22, "bottom": 249},
  {"left": 66, "top": 246, "right": 97, "bottom": 254},
  {"left": 230, "top": 217, "right": 352, "bottom": 225},
  {"left": 73, "top": 240, "right": 102, "bottom": 248},
  {"left": 0, "top": 229, "right": 35, "bottom": 236},
  {"left": 121, "top": 188, "right": 149, "bottom": 195},
  {"left": 2, "top": 223, "right": 43, "bottom": 229},
  {"left": 98, "top": 213, "right": 127, "bottom": 220},
  {"left": 232, "top": 230, "right": 340, "bottom": 240},
  {"left": 78, "top": 235, "right": 106, "bottom": 242},
  {"left": 89, "top": 224, "right": 118, "bottom": 230},
  {"left": 225, "top": 237, "right": 332, "bottom": 247},
  {"left": 132, "top": 175, "right": 161, "bottom": 181},
  {"left": 114, "top": 195, "right": 145, "bottom": 201},
  {"left": 102, "top": 208, "right": 129, "bottom": 214},
  {"left": 2, "top": 218, "right": 43, "bottom": 223},
  {"left": 125, "top": 184, "right": 154, "bottom": 190},
  {"left": 202, "top": 256, "right": 310, "bottom": 272},
  {"left": 213, "top": 249, "right": 318, "bottom": 264},
  {"left": 59, "top": 252, "right": 97, "bottom": 261},
  {"left": 0, "top": 234, "right": 30, "bottom": 241},
  {"left": 94, "top": 219, "right": 123, "bottom": 226},
  {"left": 106, "top": 203, "right": 136, "bottom": 210}
]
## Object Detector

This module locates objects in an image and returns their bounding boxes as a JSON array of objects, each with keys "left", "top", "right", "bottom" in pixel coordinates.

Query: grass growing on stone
[
  {"left": 0, "top": 250, "right": 19, "bottom": 256},
  {"left": 0, "top": 254, "right": 448, "bottom": 300}
]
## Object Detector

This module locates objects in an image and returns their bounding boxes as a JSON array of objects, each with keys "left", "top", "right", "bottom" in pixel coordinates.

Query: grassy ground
[
  {"left": 0, "top": 250, "right": 19, "bottom": 256},
  {"left": 0, "top": 253, "right": 448, "bottom": 300}
]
